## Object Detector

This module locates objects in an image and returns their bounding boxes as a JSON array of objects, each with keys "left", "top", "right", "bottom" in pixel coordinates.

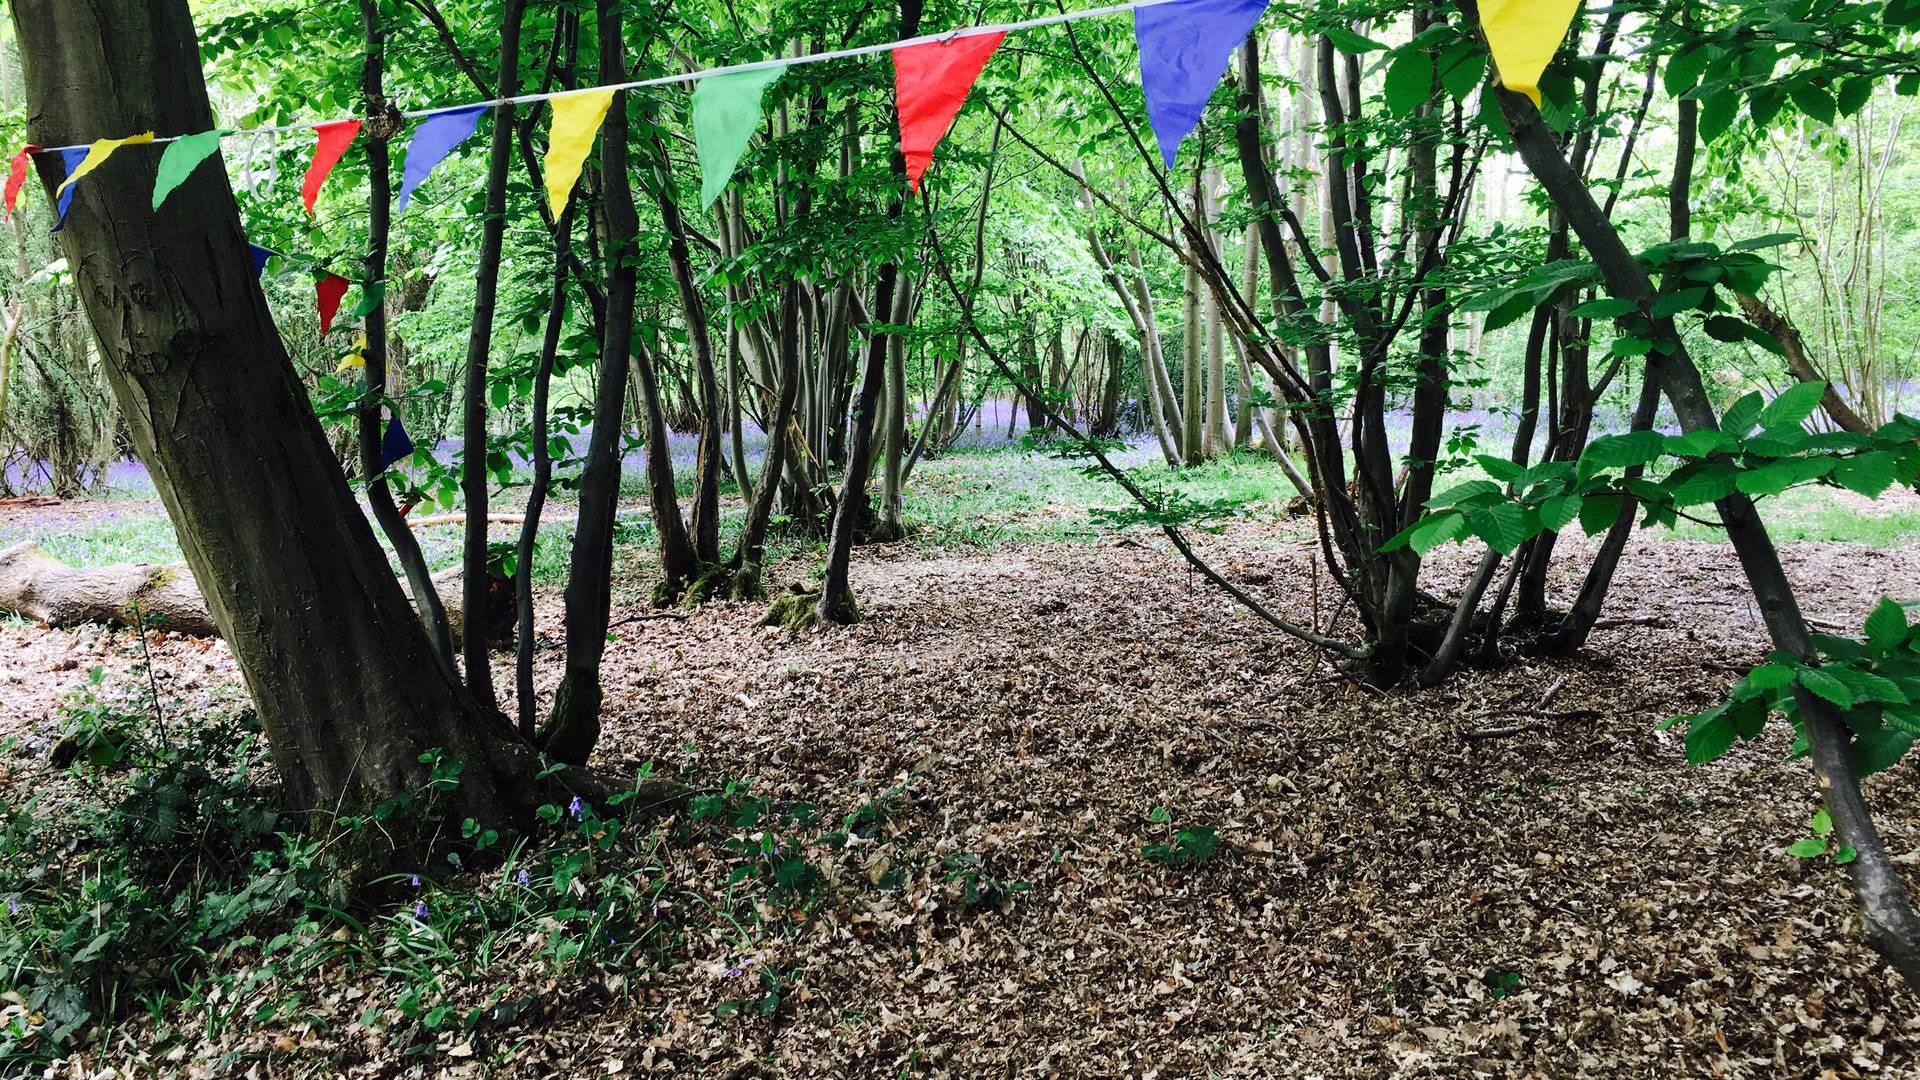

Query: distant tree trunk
[
  {"left": 1202, "top": 167, "right": 1229, "bottom": 458},
  {"left": 9, "top": 0, "right": 559, "bottom": 830},
  {"left": 458, "top": 0, "right": 526, "bottom": 710},
  {"left": 513, "top": 209, "right": 571, "bottom": 739},
  {"left": 812, "top": 0, "right": 922, "bottom": 626},
  {"left": 1233, "top": 224, "right": 1257, "bottom": 448},
  {"left": 544, "top": 0, "right": 640, "bottom": 765},
  {"left": 877, "top": 274, "right": 912, "bottom": 541},
  {"left": 1181, "top": 168, "right": 1204, "bottom": 463},
  {"left": 358, "top": 0, "right": 456, "bottom": 680},
  {"left": 646, "top": 131, "right": 723, "bottom": 567}
]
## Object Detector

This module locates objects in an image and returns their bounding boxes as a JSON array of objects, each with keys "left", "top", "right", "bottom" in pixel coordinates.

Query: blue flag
[
  {"left": 396, "top": 106, "right": 485, "bottom": 212},
  {"left": 380, "top": 414, "right": 415, "bottom": 472},
  {"left": 51, "top": 147, "right": 87, "bottom": 232},
  {"left": 1134, "top": 0, "right": 1270, "bottom": 168},
  {"left": 249, "top": 244, "right": 275, "bottom": 278}
]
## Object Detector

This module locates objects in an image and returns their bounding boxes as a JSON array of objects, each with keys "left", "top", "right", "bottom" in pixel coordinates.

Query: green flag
[
  {"left": 152, "top": 129, "right": 230, "bottom": 211},
  {"left": 692, "top": 65, "right": 785, "bottom": 210}
]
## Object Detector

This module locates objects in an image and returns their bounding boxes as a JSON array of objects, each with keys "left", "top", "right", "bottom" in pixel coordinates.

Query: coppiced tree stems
[{"left": 1486, "top": 46, "right": 1920, "bottom": 986}]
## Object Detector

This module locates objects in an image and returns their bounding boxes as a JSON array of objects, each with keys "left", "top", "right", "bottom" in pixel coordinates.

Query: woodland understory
[{"left": 3, "top": 506, "right": 1920, "bottom": 1077}]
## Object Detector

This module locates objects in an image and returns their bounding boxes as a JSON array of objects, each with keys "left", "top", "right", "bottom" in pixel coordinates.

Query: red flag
[
  {"left": 301, "top": 120, "right": 362, "bottom": 218},
  {"left": 893, "top": 32, "right": 1004, "bottom": 192},
  {"left": 5, "top": 145, "right": 39, "bottom": 221},
  {"left": 316, "top": 273, "right": 350, "bottom": 335}
]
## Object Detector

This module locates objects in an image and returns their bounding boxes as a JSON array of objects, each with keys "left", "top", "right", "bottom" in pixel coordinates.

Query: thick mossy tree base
[
  {"left": 758, "top": 583, "right": 859, "bottom": 631},
  {"left": 541, "top": 672, "right": 603, "bottom": 768},
  {"left": 654, "top": 562, "right": 770, "bottom": 610}
]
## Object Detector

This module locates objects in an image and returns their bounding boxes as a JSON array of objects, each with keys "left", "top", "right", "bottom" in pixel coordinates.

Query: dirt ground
[{"left": 5, "top": 521, "right": 1920, "bottom": 1077}]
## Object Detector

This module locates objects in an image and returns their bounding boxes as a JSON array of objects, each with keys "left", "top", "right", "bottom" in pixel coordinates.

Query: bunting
[
  {"left": 54, "top": 132, "right": 156, "bottom": 202},
  {"left": 152, "top": 130, "right": 230, "bottom": 211},
  {"left": 316, "top": 273, "right": 350, "bottom": 334},
  {"left": 692, "top": 66, "right": 787, "bottom": 210},
  {"left": 52, "top": 148, "right": 88, "bottom": 232},
  {"left": 545, "top": 88, "right": 617, "bottom": 216},
  {"left": 380, "top": 414, "right": 416, "bottom": 471},
  {"left": 301, "top": 120, "right": 362, "bottom": 218},
  {"left": 249, "top": 244, "right": 275, "bottom": 279},
  {"left": 893, "top": 32, "right": 1005, "bottom": 192},
  {"left": 4, "top": 145, "right": 37, "bottom": 221},
  {"left": 397, "top": 106, "right": 485, "bottom": 212},
  {"left": 1134, "top": 0, "right": 1269, "bottom": 168},
  {"left": 1479, "top": 0, "right": 1579, "bottom": 107}
]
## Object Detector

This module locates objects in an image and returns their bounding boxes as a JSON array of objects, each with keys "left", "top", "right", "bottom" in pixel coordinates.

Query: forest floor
[{"left": 5, "top": 452, "right": 1920, "bottom": 1077}]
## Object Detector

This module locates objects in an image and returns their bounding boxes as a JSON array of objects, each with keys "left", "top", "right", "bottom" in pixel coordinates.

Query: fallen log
[
  {"left": 0, "top": 540, "right": 219, "bottom": 635},
  {"left": 0, "top": 541, "right": 491, "bottom": 641}
]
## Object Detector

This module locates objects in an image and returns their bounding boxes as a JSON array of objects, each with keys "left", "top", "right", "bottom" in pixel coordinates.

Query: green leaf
[
  {"left": 1700, "top": 88, "right": 1739, "bottom": 142},
  {"left": 1668, "top": 464, "right": 1737, "bottom": 506},
  {"left": 1812, "top": 807, "right": 1833, "bottom": 836},
  {"left": 1465, "top": 501, "right": 1534, "bottom": 555},
  {"left": 1324, "top": 27, "right": 1384, "bottom": 54},
  {"left": 1757, "top": 381, "right": 1826, "bottom": 430},
  {"left": 1744, "top": 663, "right": 1797, "bottom": 693},
  {"left": 1571, "top": 297, "right": 1636, "bottom": 320},
  {"left": 1577, "top": 493, "right": 1625, "bottom": 536},
  {"left": 1853, "top": 724, "right": 1914, "bottom": 776},
  {"left": 351, "top": 281, "right": 387, "bottom": 319},
  {"left": 1580, "top": 430, "right": 1667, "bottom": 475},
  {"left": 1665, "top": 429, "right": 1734, "bottom": 458},
  {"left": 1837, "top": 78, "right": 1874, "bottom": 118},
  {"left": 1786, "top": 837, "right": 1827, "bottom": 858},
  {"left": 1410, "top": 510, "right": 1470, "bottom": 556},
  {"left": 1428, "top": 479, "right": 1503, "bottom": 509},
  {"left": 1789, "top": 81, "right": 1836, "bottom": 125},
  {"left": 1799, "top": 667, "right": 1856, "bottom": 709},
  {"left": 1686, "top": 710, "right": 1737, "bottom": 764},
  {"left": 1538, "top": 494, "right": 1581, "bottom": 533},
  {"left": 1475, "top": 454, "right": 1524, "bottom": 482},
  {"left": 1436, "top": 43, "right": 1485, "bottom": 100},
  {"left": 1866, "top": 597, "right": 1909, "bottom": 650},
  {"left": 1651, "top": 287, "right": 1708, "bottom": 317},
  {"left": 1835, "top": 451, "right": 1900, "bottom": 498},
  {"left": 1722, "top": 392, "right": 1766, "bottom": 436},
  {"left": 1384, "top": 49, "right": 1434, "bottom": 117}
]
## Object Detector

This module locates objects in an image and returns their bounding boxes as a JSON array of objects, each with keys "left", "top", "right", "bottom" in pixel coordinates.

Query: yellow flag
[
  {"left": 1480, "top": 0, "right": 1580, "bottom": 107},
  {"left": 544, "top": 88, "right": 616, "bottom": 216},
  {"left": 55, "top": 132, "right": 157, "bottom": 199}
]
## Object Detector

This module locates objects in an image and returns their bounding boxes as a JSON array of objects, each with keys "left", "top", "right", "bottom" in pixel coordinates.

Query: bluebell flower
[
  {"left": 568, "top": 795, "right": 585, "bottom": 820},
  {"left": 516, "top": 868, "right": 531, "bottom": 886},
  {"left": 724, "top": 957, "right": 757, "bottom": 978},
  {"left": 410, "top": 874, "right": 420, "bottom": 888},
  {"left": 414, "top": 900, "right": 429, "bottom": 918}
]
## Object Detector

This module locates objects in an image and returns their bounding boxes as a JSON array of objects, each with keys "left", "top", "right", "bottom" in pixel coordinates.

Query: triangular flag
[
  {"left": 692, "top": 65, "right": 786, "bottom": 210},
  {"left": 301, "top": 120, "right": 362, "bottom": 218},
  {"left": 316, "top": 273, "right": 350, "bottom": 334},
  {"left": 152, "top": 129, "right": 230, "bottom": 211},
  {"left": 5, "top": 145, "right": 39, "bottom": 221},
  {"left": 380, "top": 414, "right": 416, "bottom": 471},
  {"left": 1480, "top": 0, "right": 1580, "bottom": 107},
  {"left": 52, "top": 147, "right": 88, "bottom": 232},
  {"left": 545, "top": 88, "right": 616, "bottom": 216},
  {"left": 249, "top": 244, "right": 275, "bottom": 279},
  {"left": 54, "top": 131, "right": 156, "bottom": 204},
  {"left": 397, "top": 106, "right": 486, "bottom": 212},
  {"left": 893, "top": 32, "right": 1004, "bottom": 192},
  {"left": 1134, "top": 0, "right": 1270, "bottom": 168}
]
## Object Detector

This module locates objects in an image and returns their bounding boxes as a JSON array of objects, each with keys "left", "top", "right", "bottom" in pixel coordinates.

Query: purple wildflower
[
  {"left": 724, "top": 957, "right": 758, "bottom": 978},
  {"left": 516, "top": 868, "right": 531, "bottom": 886},
  {"left": 410, "top": 874, "right": 420, "bottom": 888},
  {"left": 413, "top": 900, "right": 429, "bottom": 919},
  {"left": 5, "top": 899, "right": 16, "bottom": 916},
  {"left": 568, "top": 795, "right": 585, "bottom": 821}
]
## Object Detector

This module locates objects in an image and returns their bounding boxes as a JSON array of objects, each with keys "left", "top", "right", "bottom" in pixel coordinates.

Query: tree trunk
[
  {"left": 9, "top": 0, "right": 549, "bottom": 830},
  {"left": 458, "top": 0, "right": 526, "bottom": 710},
  {"left": 544, "top": 0, "right": 640, "bottom": 765},
  {"left": 1491, "top": 61, "right": 1920, "bottom": 988},
  {"left": 359, "top": 0, "right": 457, "bottom": 682}
]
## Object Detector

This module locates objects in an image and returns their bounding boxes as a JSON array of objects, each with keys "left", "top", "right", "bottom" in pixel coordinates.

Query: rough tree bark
[{"left": 8, "top": 0, "right": 560, "bottom": 831}]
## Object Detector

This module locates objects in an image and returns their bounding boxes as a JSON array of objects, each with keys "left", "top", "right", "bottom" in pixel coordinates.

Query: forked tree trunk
[{"left": 9, "top": 0, "right": 551, "bottom": 828}]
